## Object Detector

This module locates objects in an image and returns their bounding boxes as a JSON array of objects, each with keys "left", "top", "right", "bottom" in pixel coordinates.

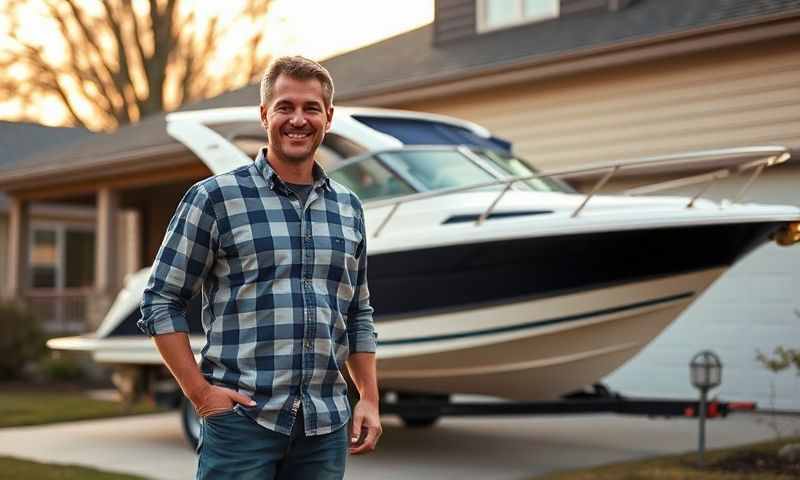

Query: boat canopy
[{"left": 351, "top": 115, "right": 512, "bottom": 152}]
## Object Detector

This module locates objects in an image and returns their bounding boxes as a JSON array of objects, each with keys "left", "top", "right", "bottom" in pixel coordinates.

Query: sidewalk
[{"left": 0, "top": 411, "right": 796, "bottom": 479}]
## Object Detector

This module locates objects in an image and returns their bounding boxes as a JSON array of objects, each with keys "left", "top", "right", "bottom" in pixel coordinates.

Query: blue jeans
[{"left": 196, "top": 409, "right": 347, "bottom": 480}]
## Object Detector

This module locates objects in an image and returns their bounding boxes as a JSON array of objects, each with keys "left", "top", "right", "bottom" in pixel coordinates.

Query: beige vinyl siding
[
  {"left": 398, "top": 37, "right": 800, "bottom": 170},
  {"left": 434, "top": 0, "right": 477, "bottom": 43}
]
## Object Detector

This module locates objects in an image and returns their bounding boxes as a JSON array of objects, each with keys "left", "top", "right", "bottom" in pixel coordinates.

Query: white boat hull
[{"left": 375, "top": 268, "right": 724, "bottom": 400}]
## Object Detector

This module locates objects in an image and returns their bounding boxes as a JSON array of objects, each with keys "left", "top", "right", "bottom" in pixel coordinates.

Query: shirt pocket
[
  {"left": 332, "top": 225, "right": 361, "bottom": 269},
  {"left": 318, "top": 226, "right": 359, "bottom": 289}
]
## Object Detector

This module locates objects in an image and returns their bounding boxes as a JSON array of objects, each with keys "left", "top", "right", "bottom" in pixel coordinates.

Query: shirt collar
[{"left": 254, "top": 147, "right": 332, "bottom": 193}]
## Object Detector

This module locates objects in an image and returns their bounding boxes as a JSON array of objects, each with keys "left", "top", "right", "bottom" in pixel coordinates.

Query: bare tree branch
[
  {"left": 42, "top": 0, "right": 120, "bottom": 119},
  {"left": 1, "top": 0, "right": 274, "bottom": 129}
]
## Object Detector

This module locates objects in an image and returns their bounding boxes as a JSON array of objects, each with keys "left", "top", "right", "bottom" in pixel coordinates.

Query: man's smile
[{"left": 284, "top": 130, "right": 312, "bottom": 140}]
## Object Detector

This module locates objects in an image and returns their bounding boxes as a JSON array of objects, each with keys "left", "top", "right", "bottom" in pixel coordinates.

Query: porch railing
[{"left": 25, "top": 288, "right": 94, "bottom": 334}]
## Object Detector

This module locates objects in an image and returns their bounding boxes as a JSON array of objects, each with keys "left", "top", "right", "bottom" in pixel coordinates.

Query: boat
[{"left": 49, "top": 107, "right": 800, "bottom": 418}]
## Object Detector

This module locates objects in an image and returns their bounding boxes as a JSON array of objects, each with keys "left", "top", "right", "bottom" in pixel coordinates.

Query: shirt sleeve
[
  {"left": 138, "top": 183, "right": 218, "bottom": 336},
  {"left": 347, "top": 201, "right": 377, "bottom": 353}
]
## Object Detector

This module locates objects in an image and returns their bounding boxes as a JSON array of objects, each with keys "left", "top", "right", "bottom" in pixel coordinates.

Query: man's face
[{"left": 260, "top": 74, "right": 333, "bottom": 165}]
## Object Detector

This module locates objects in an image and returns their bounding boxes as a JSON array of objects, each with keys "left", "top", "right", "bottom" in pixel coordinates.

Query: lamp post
[{"left": 690, "top": 350, "right": 722, "bottom": 467}]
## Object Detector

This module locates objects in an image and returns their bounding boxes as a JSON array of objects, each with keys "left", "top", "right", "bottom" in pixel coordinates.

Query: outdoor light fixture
[
  {"left": 690, "top": 350, "right": 722, "bottom": 390},
  {"left": 690, "top": 350, "right": 723, "bottom": 467}
]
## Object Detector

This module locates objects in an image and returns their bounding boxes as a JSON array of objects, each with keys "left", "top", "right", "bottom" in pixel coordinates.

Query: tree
[{"left": 0, "top": 0, "right": 273, "bottom": 130}]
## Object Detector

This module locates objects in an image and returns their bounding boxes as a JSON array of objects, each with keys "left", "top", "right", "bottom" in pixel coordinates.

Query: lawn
[
  {"left": 535, "top": 436, "right": 800, "bottom": 479},
  {"left": 0, "top": 456, "right": 148, "bottom": 480},
  {"left": 0, "top": 388, "right": 162, "bottom": 428}
]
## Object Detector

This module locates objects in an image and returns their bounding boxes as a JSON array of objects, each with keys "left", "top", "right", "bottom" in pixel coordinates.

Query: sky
[
  {"left": 266, "top": 0, "right": 433, "bottom": 60},
  {"left": 0, "top": 0, "right": 434, "bottom": 126}
]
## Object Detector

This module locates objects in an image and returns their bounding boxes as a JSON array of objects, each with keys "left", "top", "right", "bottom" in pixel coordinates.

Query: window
[
  {"left": 478, "top": 0, "right": 559, "bottom": 32},
  {"left": 29, "top": 223, "right": 95, "bottom": 290},
  {"left": 30, "top": 229, "right": 58, "bottom": 288}
]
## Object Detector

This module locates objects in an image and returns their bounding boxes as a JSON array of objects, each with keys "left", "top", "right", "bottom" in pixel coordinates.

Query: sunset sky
[{"left": 0, "top": 0, "right": 434, "bottom": 126}]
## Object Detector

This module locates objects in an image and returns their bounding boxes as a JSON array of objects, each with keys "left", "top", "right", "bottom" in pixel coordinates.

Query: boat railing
[{"left": 365, "top": 146, "right": 791, "bottom": 238}]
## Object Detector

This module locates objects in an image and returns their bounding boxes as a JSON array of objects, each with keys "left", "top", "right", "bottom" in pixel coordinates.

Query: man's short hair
[{"left": 260, "top": 56, "right": 335, "bottom": 108}]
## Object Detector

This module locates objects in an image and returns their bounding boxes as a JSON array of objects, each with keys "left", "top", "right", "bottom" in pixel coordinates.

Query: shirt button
[{"left": 304, "top": 340, "right": 312, "bottom": 349}]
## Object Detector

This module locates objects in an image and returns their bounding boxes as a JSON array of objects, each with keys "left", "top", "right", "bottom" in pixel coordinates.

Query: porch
[{"left": 3, "top": 153, "right": 211, "bottom": 332}]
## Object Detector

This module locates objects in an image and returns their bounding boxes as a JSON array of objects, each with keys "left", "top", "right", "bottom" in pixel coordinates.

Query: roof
[
  {"left": 0, "top": 121, "right": 92, "bottom": 170},
  {"left": 0, "top": 121, "right": 92, "bottom": 209},
  {"left": 190, "top": 0, "right": 800, "bottom": 104},
  {"left": 2, "top": 0, "right": 800, "bottom": 185}
]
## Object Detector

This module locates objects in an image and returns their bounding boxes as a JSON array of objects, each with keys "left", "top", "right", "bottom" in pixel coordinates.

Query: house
[
  {"left": 1, "top": 0, "right": 798, "bottom": 407},
  {"left": 0, "top": 121, "right": 95, "bottom": 332}
]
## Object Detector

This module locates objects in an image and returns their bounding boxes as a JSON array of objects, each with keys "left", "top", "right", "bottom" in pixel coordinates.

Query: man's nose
[{"left": 289, "top": 110, "right": 307, "bottom": 126}]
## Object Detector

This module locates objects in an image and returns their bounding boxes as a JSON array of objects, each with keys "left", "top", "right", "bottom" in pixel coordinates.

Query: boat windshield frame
[
  {"left": 350, "top": 145, "right": 791, "bottom": 238},
  {"left": 327, "top": 145, "right": 570, "bottom": 203}
]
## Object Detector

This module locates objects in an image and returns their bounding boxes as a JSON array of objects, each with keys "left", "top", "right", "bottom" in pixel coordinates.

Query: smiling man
[{"left": 138, "top": 56, "right": 381, "bottom": 480}]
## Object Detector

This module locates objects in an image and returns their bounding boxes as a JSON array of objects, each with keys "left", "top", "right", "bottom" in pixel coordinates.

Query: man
[{"left": 138, "top": 55, "right": 381, "bottom": 479}]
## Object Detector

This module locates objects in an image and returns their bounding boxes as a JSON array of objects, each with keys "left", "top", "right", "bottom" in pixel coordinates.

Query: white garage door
[{"left": 604, "top": 168, "right": 800, "bottom": 411}]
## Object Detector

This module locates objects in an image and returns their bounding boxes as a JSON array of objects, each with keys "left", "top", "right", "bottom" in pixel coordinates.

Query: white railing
[
  {"left": 26, "top": 288, "right": 93, "bottom": 334},
  {"left": 365, "top": 146, "right": 791, "bottom": 238}
]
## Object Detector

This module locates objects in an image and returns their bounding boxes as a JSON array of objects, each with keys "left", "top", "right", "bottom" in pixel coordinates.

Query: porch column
[
  {"left": 91, "top": 188, "right": 119, "bottom": 327},
  {"left": 5, "top": 197, "right": 29, "bottom": 301}
]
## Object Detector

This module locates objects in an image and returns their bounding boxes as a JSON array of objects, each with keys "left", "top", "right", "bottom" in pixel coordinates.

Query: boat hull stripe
[{"left": 377, "top": 291, "right": 693, "bottom": 346}]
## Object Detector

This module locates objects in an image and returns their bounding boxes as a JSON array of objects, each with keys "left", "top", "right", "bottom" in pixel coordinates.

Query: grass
[
  {"left": 0, "top": 456, "right": 148, "bottom": 480},
  {"left": 0, "top": 389, "right": 163, "bottom": 428},
  {"left": 534, "top": 436, "right": 800, "bottom": 479}
]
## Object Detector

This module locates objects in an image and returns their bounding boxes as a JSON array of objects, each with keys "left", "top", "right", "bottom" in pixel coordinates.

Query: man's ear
[
  {"left": 259, "top": 104, "right": 269, "bottom": 130},
  {"left": 325, "top": 105, "right": 334, "bottom": 133}
]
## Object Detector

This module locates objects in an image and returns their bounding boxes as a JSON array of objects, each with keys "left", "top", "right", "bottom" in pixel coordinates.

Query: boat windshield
[
  {"left": 328, "top": 147, "right": 573, "bottom": 202},
  {"left": 469, "top": 149, "right": 575, "bottom": 193},
  {"left": 328, "top": 155, "right": 417, "bottom": 201}
]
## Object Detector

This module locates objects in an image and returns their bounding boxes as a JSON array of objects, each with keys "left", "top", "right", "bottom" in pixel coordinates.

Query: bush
[
  {"left": 0, "top": 302, "right": 45, "bottom": 380},
  {"left": 757, "top": 346, "right": 800, "bottom": 375},
  {"left": 38, "top": 353, "right": 85, "bottom": 382}
]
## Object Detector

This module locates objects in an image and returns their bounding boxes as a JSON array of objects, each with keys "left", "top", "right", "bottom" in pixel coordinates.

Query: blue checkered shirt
[{"left": 138, "top": 149, "right": 376, "bottom": 436}]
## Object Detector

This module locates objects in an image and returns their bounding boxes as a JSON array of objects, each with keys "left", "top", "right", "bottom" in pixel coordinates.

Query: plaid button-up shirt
[{"left": 138, "top": 149, "right": 376, "bottom": 436}]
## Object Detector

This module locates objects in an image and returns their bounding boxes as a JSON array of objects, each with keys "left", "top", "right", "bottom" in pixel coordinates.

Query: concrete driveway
[{"left": 0, "top": 411, "right": 797, "bottom": 479}]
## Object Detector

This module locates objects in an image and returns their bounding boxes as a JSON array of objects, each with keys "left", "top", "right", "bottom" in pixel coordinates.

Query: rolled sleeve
[
  {"left": 347, "top": 207, "right": 377, "bottom": 353},
  {"left": 138, "top": 183, "right": 217, "bottom": 337}
]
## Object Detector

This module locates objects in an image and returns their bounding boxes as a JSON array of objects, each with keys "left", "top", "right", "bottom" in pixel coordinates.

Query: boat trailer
[{"left": 379, "top": 385, "right": 756, "bottom": 428}]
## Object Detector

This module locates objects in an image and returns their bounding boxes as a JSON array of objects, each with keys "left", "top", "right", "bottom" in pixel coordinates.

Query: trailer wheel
[
  {"left": 181, "top": 396, "right": 201, "bottom": 450},
  {"left": 394, "top": 392, "right": 447, "bottom": 428},
  {"left": 400, "top": 415, "right": 440, "bottom": 428}
]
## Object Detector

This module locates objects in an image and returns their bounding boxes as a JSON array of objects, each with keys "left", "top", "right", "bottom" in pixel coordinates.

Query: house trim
[{"left": 0, "top": 147, "right": 208, "bottom": 199}]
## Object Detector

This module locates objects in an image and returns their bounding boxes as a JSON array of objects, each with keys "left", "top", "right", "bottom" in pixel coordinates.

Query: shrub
[
  {"left": 0, "top": 302, "right": 45, "bottom": 380},
  {"left": 757, "top": 346, "right": 800, "bottom": 375},
  {"left": 38, "top": 353, "right": 85, "bottom": 382}
]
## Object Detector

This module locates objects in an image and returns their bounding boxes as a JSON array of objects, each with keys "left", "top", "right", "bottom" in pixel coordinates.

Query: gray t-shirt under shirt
[{"left": 286, "top": 182, "right": 314, "bottom": 208}]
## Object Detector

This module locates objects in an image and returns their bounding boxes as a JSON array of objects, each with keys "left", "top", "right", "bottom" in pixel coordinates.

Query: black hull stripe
[
  {"left": 377, "top": 291, "right": 694, "bottom": 346},
  {"left": 368, "top": 222, "right": 779, "bottom": 318}
]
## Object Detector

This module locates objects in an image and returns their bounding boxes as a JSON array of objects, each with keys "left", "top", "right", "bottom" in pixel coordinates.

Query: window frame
[
  {"left": 28, "top": 221, "right": 95, "bottom": 291},
  {"left": 476, "top": 0, "right": 560, "bottom": 33}
]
